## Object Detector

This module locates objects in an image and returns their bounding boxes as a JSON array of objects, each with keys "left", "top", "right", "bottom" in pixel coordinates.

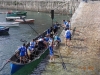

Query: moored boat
[
  {"left": 15, "top": 19, "right": 35, "bottom": 24},
  {"left": 6, "top": 16, "right": 26, "bottom": 21},
  {"left": 0, "top": 26, "right": 9, "bottom": 34},
  {"left": 7, "top": 11, "right": 27, "bottom": 17},
  {"left": 0, "top": 22, "right": 20, "bottom": 27}
]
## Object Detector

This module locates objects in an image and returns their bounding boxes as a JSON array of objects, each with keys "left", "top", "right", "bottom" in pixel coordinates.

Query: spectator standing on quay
[
  {"left": 65, "top": 28, "right": 71, "bottom": 47},
  {"left": 62, "top": 20, "right": 71, "bottom": 30}
]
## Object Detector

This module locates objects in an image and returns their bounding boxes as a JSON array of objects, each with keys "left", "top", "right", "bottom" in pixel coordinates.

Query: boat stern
[{"left": 10, "top": 63, "right": 24, "bottom": 75}]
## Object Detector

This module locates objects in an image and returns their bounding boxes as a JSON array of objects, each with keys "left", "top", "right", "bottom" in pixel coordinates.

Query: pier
[{"left": 30, "top": 1, "right": 100, "bottom": 75}]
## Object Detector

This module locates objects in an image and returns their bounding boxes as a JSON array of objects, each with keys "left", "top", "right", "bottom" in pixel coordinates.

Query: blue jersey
[
  {"left": 64, "top": 21, "right": 70, "bottom": 28},
  {"left": 30, "top": 41, "right": 36, "bottom": 48},
  {"left": 65, "top": 30, "right": 71, "bottom": 38},
  {"left": 48, "top": 38, "right": 53, "bottom": 47},
  {"left": 44, "top": 37, "right": 49, "bottom": 42},
  {"left": 54, "top": 35, "right": 61, "bottom": 42},
  {"left": 28, "top": 46, "right": 34, "bottom": 51},
  {"left": 47, "top": 29, "right": 50, "bottom": 35},
  {"left": 19, "top": 46, "right": 26, "bottom": 56},
  {"left": 53, "top": 24, "right": 58, "bottom": 29}
]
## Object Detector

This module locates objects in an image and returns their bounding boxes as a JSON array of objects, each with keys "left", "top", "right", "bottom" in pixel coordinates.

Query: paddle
[
  {"left": 0, "top": 59, "right": 10, "bottom": 71},
  {"left": 20, "top": 16, "right": 39, "bottom": 35}
]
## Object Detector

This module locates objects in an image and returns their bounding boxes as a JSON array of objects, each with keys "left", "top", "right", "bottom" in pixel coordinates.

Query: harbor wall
[{"left": 0, "top": 0, "right": 80, "bottom": 15}]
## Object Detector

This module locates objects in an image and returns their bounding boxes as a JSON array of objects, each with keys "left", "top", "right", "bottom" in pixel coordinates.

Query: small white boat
[
  {"left": 0, "top": 22, "right": 20, "bottom": 26},
  {"left": 15, "top": 19, "right": 35, "bottom": 24},
  {"left": 6, "top": 16, "right": 26, "bottom": 21}
]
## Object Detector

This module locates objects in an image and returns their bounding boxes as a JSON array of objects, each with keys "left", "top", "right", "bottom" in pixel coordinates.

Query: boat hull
[
  {"left": 7, "top": 11, "right": 27, "bottom": 17},
  {"left": 0, "top": 27, "right": 9, "bottom": 35},
  {"left": 6, "top": 16, "right": 26, "bottom": 21},
  {"left": 15, "top": 19, "right": 35, "bottom": 24},
  {"left": 0, "top": 22, "right": 19, "bottom": 27},
  {"left": 11, "top": 49, "right": 49, "bottom": 75}
]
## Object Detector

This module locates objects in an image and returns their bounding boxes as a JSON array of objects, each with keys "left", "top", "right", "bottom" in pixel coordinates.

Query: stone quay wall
[{"left": 0, "top": 0, "right": 80, "bottom": 15}]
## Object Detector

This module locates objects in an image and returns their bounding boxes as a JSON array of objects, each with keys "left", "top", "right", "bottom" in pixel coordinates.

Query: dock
[{"left": 31, "top": 1, "right": 100, "bottom": 75}]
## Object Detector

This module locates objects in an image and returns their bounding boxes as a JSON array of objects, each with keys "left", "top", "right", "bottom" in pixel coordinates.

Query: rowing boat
[
  {"left": 6, "top": 23, "right": 60, "bottom": 75},
  {"left": 10, "top": 28, "right": 51, "bottom": 75},
  {"left": 0, "top": 26, "right": 9, "bottom": 34},
  {"left": 15, "top": 19, "right": 35, "bottom": 24}
]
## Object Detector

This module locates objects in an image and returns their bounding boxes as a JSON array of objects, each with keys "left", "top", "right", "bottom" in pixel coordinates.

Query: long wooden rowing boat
[
  {"left": 9, "top": 24, "right": 60, "bottom": 75},
  {"left": 10, "top": 30, "right": 48, "bottom": 75}
]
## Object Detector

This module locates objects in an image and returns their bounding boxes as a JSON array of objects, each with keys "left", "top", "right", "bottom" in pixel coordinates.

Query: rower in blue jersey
[
  {"left": 54, "top": 33, "right": 61, "bottom": 46},
  {"left": 44, "top": 35, "right": 49, "bottom": 42},
  {"left": 65, "top": 28, "right": 71, "bottom": 47},
  {"left": 48, "top": 36, "right": 54, "bottom": 62},
  {"left": 18, "top": 43, "right": 27, "bottom": 63},
  {"left": 62, "top": 20, "right": 70, "bottom": 30},
  {"left": 53, "top": 22, "right": 58, "bottom": 34},
  {"left": 27, "top": 39, "right": 36, "bottom": 59},
  {"left": 46, "top": 29, "right": 50, "bottom": 35},
  {"left": 29, "top": 39, "right": 36, "bottom": 49}
]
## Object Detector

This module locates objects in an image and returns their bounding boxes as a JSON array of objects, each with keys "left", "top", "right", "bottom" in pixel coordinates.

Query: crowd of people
[
  {"left": 62, "top": 20, "right": 71, "bottom": 47},
  {"left": 17, "top": 22, "right": 61, "bottom": 63},
  {"left": 17, "top": 20, "right": 72, "bottom": 63}
]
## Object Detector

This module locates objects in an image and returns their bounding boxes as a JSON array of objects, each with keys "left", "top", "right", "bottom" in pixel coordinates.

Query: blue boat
[{"left": 0, "top": 26, "right": 9, "bottom": 34}]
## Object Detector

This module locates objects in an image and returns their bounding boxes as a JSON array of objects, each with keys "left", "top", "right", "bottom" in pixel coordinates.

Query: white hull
[
  {"left": 0, "top": 22, "right": 20, "bottom": 26},
  {"left": 6, "top": 16, "right": 26, "bottom": 21}
]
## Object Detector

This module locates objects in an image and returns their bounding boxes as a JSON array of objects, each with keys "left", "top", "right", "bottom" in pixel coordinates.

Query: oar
[
  {"left": 20, "top": 16, "right": 39, "bottom": 35},
  {"left": 28, "top": 24, "right": 39, "bottom": 35},
  {"left": 58, "top": 42, "right": 67, "bottom": 70},
  {"left": 0, "top": 59, "right": 10, "bottom": 71}
]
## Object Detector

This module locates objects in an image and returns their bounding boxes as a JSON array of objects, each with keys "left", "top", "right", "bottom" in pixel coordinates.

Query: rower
[
  {"left": 54, "top": 33, "right": 61, "bottom": 47},
  {"left": 18, "top": 43, "right": 27, "bottom": 64},
  {"left": 53, "top": 22, "right": 58, "bottom": 34},
  {"left": 62, "top": 20, "right": 70, "bottom": 30},
  {"left": 27, "top": 39, "right": 37, "bottom": 60},
  {"left": 37, "top": 36, "right": 45, "bottom": 50}
]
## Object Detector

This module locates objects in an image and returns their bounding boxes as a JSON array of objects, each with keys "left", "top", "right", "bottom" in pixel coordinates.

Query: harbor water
[{"left": 0, "top": 9, "right": 71, "bottom": 75}]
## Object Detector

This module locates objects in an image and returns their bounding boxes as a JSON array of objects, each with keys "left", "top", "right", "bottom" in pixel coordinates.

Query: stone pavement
[{"left": 41, "top": 1, "right": 100, "bottom": 75}]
